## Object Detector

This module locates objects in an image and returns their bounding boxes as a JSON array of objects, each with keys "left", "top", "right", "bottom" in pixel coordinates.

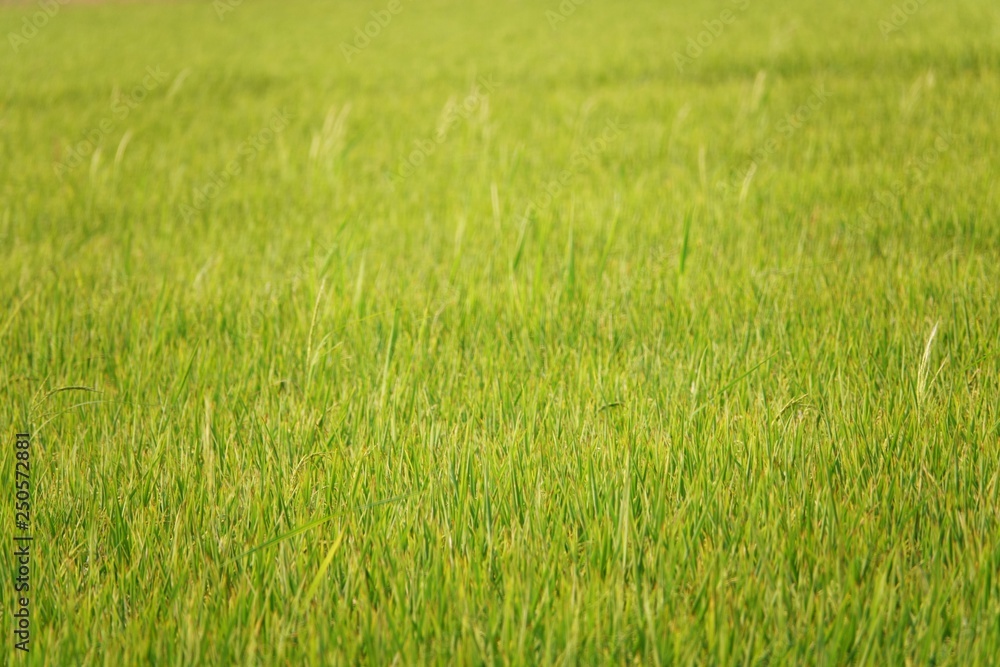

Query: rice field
[{"left": 1, "top": 0, "right": 999, "bottom": 663}]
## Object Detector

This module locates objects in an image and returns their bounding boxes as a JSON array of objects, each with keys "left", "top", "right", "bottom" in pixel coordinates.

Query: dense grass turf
[{"left": 1, "top": 0, "right": 999, "bottom": 663}]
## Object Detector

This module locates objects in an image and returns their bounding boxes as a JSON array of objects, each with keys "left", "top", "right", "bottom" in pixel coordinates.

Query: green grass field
[{"left": 2, "top": 0, "right": 999, "bottom": 663}]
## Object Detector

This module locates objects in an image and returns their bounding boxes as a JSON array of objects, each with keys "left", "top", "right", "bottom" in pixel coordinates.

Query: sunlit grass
[{"left": 1, "top": 0, "right": 998, "bottom": 663}]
